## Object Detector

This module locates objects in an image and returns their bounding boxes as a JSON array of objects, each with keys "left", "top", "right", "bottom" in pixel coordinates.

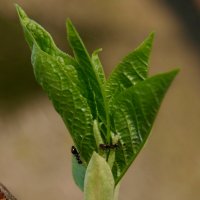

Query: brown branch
[{"left": 0, "top": 183, "right": 18, "bottom": 200}]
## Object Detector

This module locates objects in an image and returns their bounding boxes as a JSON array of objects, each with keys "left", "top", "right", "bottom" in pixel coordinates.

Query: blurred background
[{"left": 0, "top": 0, "right": 200, "bottom": 199}]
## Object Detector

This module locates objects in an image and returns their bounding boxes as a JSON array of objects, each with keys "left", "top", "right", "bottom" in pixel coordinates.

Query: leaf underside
[
  {"left": 72, "top": 156, "right": 87, "bottom": 191},
  {"left": 84, "top": 152, "right": 114, "bottom": 200}
]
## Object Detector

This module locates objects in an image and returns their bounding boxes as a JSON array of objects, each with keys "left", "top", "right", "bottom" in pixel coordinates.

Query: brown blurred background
[{"left": 0, "top": 0, "right": 200, "bottom": 200}]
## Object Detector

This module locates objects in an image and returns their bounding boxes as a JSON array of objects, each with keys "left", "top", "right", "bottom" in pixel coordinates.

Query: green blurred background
[{"left": 0, "top": 0, "right": 200, "bottom": 199}]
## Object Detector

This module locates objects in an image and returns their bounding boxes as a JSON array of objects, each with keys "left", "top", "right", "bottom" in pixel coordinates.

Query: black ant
[
  {"left": 71, "top": 146, "right": 82, "bottom": 164},
  {"left": 99, "top": 143, "right": 119, "bottom": 150}
]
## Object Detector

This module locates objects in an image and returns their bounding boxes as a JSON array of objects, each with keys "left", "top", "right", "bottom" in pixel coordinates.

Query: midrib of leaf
[{"left": 91, "top": 48, "right": 106, "bottom": 86}]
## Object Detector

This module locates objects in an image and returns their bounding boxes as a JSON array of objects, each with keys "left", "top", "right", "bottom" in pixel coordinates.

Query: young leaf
[
  {"left": 66, "top": 20, "right": 110, "bottom": 141},
  {"left": 111, "top": 69, "right": 179, "bottom": 184},
  {"left": 84, "top": 152, "right": 115, "bottom": 200},
  {"left": 16, "top": 4, "right": 71, "bottom": 59},
  {"left": 32, "top": 44, "right": 96, "bottom": 162},
  {"left": 72, "top": 156, "right": 87, "bottom": 191},
  {"left": 16, "top": 4, "right": 96, "bottom": 103},
  {"left": 16, "top": 5, "right": 96, "bottom": 162},
  {"left": 91, "top": 49, "right": 106, "bottom": 86},
  {"left": 106, "top": 33, "right": 154, "bottom": 106}
]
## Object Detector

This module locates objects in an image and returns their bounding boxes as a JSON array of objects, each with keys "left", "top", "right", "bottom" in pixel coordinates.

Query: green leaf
[
  {"left": 91, "top": 49, "right": 106, "bottom": 86},
  {"left": 72, "top": 156, "right": 87, "bottom": 191},
  {"left": 66, "top": 20, "right": 110, "bottom": 142},
  {"left": 84, "top": 152, "right": 115, "bottom": 200},
  {"left": 111, "top": 69, "right": 179, "bottom": 184},
  {"left": 106, "top": 33, "right": 154, "bottom": 106},
  {"left": 16, "top": 4, "right": 71, "bottom": 59},
  {"left": 16, "top": 4, "right": 95, "bottom": 103},
  {"left": 32, "top": 44, "right": 96, "bottom": 162},
  {"left": 16, "top": 5, "right": 96, "bottom": 163}
]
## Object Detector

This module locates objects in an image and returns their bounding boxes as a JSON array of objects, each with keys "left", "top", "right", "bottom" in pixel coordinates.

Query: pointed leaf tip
[
  {"left": 66, "top": 18, "right": 72, "bottom": 24},
  {"left": 149, "top": 32, "right": 155, "bottom": 39},
  {"left": 66, "top": 17, "right": 109, "bottom": 138},
  {"left": 106, "top": 31, "right": 156, "bottom": 106},
  {"left": 66, "top": 18, "right": 74, "bottom": 31},
  {"left": 111, "top": 68, "right": 180, "bottom": 184},
  {"left": 165, "top": 68, "right": 180, "bottom": 80},
  {"left": 15, "top": 4, "right": 27, "bottom": 20},
  {"left": 172, "top": 68, "right": 180, "bottom": 75}
]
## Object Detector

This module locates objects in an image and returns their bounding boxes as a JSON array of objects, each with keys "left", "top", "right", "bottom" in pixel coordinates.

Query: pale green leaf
[
  {"left": 84, "top": 152, "right": 114, "bottom": 200},
  {"left": 113, "top": 183, "right": 120, "bottom": 200}
]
